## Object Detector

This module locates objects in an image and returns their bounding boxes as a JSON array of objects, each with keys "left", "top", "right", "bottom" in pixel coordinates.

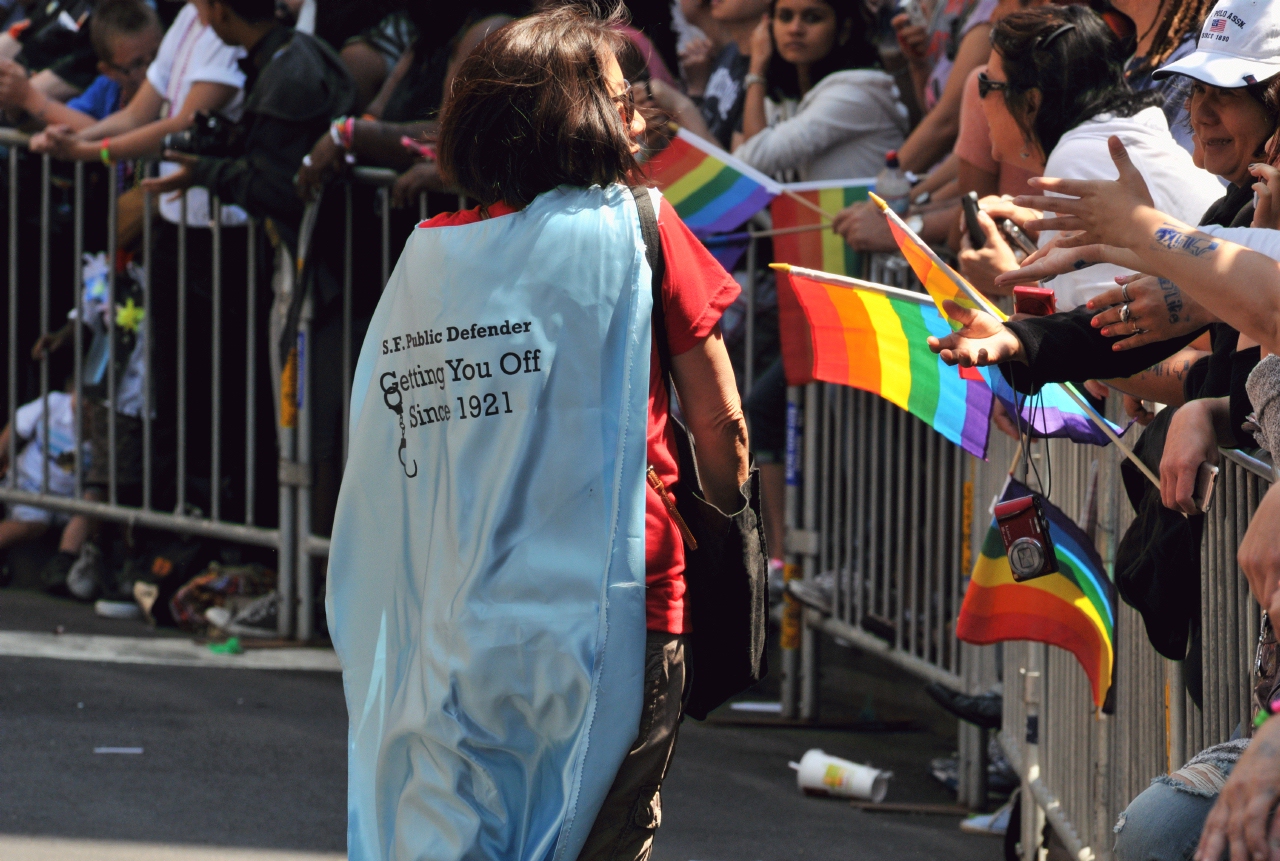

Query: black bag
[
  {"left": 631, "top": 187, "right": 770, "bottom": 720},
  {"left": 1114, "top": 406, "right": 1204, "bottom": 703}
]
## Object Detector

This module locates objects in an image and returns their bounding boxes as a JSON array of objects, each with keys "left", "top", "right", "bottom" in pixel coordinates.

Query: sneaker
[
  {"left": 220, "top": 591, "right": 279, "bottom": 639},
  {"left": 204, "top": 605, "right": 233, "bottom": 630},
  {"left": 133, "top": 581, "right": 159, "bottom": 624},
  {"left": 960, "top": 790, "right": 1018, "bottom": 836},
  {"left": 785, "top": 572, "right": 836, "bottom": 616},
  {"left": 94, "top": 599, "right": 142, "bottom": 620},
  {"left": 39, "top": 551, "right": 77, "bottom": 592},
  {"left": 66, "top": 543, "right": 104, "bottom": 601}
]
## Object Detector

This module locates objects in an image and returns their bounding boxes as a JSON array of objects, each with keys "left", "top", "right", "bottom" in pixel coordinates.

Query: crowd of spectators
[{"left": 2, "top": 0, "right": 1280, "bottom": 854}]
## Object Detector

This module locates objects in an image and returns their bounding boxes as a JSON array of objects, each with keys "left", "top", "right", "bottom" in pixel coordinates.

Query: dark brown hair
[
  {"left": 993, "top": 5, "right": 1158, "bottom": 157},
  {"left": 1139, "top": 0, "right": 1215, "bottom": 73},
  {"left": 437, "top": 5, "right": 643, "bottom": 208},
  {"left": 89, "top": 0, "right": 160, "bottom": 63}
]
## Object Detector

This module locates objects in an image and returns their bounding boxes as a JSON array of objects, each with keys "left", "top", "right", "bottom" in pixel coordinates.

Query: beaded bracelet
[
  {"left": 1254, "top": 695, "right": 1280, "bottom": 730},
  {"left": 330, "top": 116, "right": 355, "bottom": 149},
  {"left": 99, "top": 138, "right": 111, "bottom": 165}
]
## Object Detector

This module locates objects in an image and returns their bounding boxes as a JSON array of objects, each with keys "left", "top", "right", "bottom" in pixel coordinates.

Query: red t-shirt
[{"left": 421, "top": 196, "right": 739, "bottom": 634}]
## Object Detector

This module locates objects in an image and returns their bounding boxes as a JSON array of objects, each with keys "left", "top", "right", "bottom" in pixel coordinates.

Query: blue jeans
[{"left": 1113, "top": 779, "right": 1218, "bottom": 861}]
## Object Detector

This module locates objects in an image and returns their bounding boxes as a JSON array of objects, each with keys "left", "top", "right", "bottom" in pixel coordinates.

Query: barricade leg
[
  {"left": 296, "top": 297, "right": 314, "bottom": 642},
  {"left": 799, "top": 382, "right": 819, "bottom": 721},
  {"left": 782, "top": 385, "right": 802, "bottom": 718}
]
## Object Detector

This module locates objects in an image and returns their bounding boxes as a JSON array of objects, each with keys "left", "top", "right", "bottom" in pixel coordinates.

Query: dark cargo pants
[{"left": 578, "top": 632, "right": 686, "bottom": 861}]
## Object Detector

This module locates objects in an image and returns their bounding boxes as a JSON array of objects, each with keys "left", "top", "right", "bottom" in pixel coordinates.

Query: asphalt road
[{"left": 0, "top": 590, "right": 999, "bottom": 860}]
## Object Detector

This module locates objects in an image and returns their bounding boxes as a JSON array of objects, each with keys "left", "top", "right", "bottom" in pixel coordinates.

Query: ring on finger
[
  {"left": 1120, "top": 303, "right": 1131, "bottom": 323},
  {"left": 1121, "top": 282, "right": 1132, "bottom": 303},
  {"left": 1133, "top": 322, "right": 1145, "bottom": 335}
]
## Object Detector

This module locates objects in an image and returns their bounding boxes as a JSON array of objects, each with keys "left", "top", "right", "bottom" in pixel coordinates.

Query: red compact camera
[
  {"left": 993, "top": 494, "right": 1060, "bottom": 582},
  {"left": 1013, "top": 285, "right": 1056, "bottom": 317}
]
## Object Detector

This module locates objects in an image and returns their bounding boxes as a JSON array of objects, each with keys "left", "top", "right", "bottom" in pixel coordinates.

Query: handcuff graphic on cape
[{"left": 379, "top": 371, "right": 418, "bottom": 478}]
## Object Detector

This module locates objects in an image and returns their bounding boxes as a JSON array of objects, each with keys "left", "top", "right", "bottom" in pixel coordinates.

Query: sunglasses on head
[{"left": 977, "top": 71, "right": 1011, "bottom": 99}]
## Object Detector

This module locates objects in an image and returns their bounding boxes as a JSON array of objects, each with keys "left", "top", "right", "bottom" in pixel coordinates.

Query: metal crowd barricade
[
  {"left": 769, "top": 240, "right": 1275, "bottom": 857},
  {"left": 0, "top": 130, "right": 446, "bottom": 642}
]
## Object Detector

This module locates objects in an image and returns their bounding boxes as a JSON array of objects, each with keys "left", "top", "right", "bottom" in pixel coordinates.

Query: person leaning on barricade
[
  {"left": 326, "top": 5, "right": 759, "bottom": 860},
  {"left": 929, "top": 113, "right": 1280, "bottom": 861},
  {"left": 139, "top": 0, "right": 355, "bottom": 540},
  {"left": 0, "top": 0, "right": 103, "bottom": 104},
  {"left": 950, "top": 4, "right": 1221, "bottom": 306},
  {"left": 293, "top": 0, "right": 520, "bottom": 210},
  {"left": 0, "top": 0, "right": 161, "bottom": 131}
]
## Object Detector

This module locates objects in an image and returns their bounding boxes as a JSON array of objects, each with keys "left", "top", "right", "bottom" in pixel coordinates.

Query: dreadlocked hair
[{"left": 1136, "top": 0, "right": 1214, "bottom": 72}]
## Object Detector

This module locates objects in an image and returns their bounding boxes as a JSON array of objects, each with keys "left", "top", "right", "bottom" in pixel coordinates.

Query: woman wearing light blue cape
[{"left": 326, "top": 7, "right": 750, "bottom": 860}]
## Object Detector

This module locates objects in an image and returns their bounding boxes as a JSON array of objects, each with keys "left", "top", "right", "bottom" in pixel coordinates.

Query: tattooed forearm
[
  {"left": 1148, "top": 359, "right": 1193, "bottom": 380},
  {"left": 1152, "top": 223, "right": 1220, "bottom": 258}
]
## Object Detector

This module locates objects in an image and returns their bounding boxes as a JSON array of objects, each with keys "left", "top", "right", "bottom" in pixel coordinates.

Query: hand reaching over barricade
[
  {"left": 1083, "top": 274, "right": 1214, "bottom": 351},
  {"left": 1159, "top": 398, "right": 1226, "bottom": 516},
  {"left": 926, "top": 301, "right": 1025, "bottom": 367},
  {"left": 390, "top": 161, "right": 446, "bottom": 209},
  {"left": 992, "top": 234, "right": 1146, "bottom": 290},
  {"left": 29, "top": 124, "right": 79, "bottom": 159},
  {"left": 296, "top": 130, "right": 346, "bottom": 200},
  {"left": 1014, "top": 135, "right": 1158, "bottom": 248}
]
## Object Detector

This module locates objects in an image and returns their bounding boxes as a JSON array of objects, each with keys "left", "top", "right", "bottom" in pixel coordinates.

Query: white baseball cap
[{"left": 1153, "top": 0, "right": 1280, "bottom": 88}]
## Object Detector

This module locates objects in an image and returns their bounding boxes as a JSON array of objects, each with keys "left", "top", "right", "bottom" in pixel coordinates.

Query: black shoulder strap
[{"left": 631, "top": 185, "right": 671, "bottom": 382}]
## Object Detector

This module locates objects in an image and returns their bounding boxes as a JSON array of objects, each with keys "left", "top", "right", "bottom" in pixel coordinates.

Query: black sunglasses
[{"left": 977, "top": 71, "right": 1012, "bottom": 99}]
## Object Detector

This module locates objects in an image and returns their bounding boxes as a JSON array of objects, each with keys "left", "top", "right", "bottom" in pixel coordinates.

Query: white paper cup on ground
[{"left": 789, "top": 748, "right": 891, "bottom": 802}]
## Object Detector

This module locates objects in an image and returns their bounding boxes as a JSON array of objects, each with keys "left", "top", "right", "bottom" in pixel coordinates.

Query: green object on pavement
[{"left": 209, "top": 637, "right": 243, "bottom": 655}]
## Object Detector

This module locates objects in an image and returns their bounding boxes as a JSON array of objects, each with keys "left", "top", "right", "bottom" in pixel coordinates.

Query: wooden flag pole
[{"left": 780, "top": 187, "right": 841, "bottom": 222}]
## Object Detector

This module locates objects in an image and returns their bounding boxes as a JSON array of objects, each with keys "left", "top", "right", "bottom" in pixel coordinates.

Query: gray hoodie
[{"left": 733, "top": 69, "right": 909, "bottom": 182}]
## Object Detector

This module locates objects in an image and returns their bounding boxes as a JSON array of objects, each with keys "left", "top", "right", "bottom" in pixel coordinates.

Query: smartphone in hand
[
  {"left": 1192, "top": 462, "right": 1219, "bottom": 512},
  {"left": 961, "top": 191, "right": 985, "bottom": 249}
]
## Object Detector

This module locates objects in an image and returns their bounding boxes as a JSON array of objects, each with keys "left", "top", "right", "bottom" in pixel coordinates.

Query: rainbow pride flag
[
  {"left": 771, "top": 179, "right": 874, "bottom": 276},
  {"left": 869, "top": 193, "right": 1123, "bottom": 447},
  {"left": 645, "top": 129, "right": 781, "bottom": 238},
  {"left": 775, "top": 263, "right": 992, "bottom": 458},
  {"left": 958, "top": 478, "right": 1116, "bottom": 709}
]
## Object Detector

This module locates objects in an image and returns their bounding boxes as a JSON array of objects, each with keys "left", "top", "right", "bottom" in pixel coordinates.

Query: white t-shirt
[
  {"left": 15, "top": 392, "right": 83, "bottom": 498},
  {"left": 147, "top": 3, "right": 248, "bottom": 227},
  {"left": 1038, "top": 107, "right": 1224, "bottom": 311}
]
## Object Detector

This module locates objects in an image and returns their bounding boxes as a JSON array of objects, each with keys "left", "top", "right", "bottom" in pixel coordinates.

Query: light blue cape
[{"left": 327, "top": 185, "right": 654, "bottom": 861}]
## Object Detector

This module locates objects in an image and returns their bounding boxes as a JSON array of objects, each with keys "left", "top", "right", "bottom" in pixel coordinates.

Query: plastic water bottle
[{"left": 876, "top": 150, "right": 912, "bottom": 215}]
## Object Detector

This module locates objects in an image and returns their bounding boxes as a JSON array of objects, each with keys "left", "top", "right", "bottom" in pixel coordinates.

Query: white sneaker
[
  {"left": 66, "top": 543, "right": 105, "bottom": 601},
  {"left": 959, "top": 790, "right": 1017, "bottom": 836}
]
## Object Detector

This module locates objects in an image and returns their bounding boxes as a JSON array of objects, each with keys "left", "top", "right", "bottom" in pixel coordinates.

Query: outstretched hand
[
  {"left": 992, "top": 234, "right": 1145, "bottom": 291},
  {"left": 1014, "top": 136, "right": 1157, "bottom": 250},
  {"left": 926, "top": 300, "right": 1025, "bottom": 367}
]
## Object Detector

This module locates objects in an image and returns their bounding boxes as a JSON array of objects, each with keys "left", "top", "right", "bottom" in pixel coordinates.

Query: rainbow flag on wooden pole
[
  {"left": 774, "top": 263, "right": 993, "bottom": 458},
  {"left": 645, "top": 128, "right": 782, "bottom": 237},
  {"left": 770, "top": 179, "right": 874, "bottom": 277},
  {"left": 959, "top": 478, "right": 1116, "bottom": 709},
  {"left": 867, "top": 193, "right": 1150, "bottom": 472}
]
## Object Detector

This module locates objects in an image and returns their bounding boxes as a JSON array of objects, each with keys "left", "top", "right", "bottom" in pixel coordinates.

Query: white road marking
[
  {"left": 0, "top": 631, "right": 341, "bottom": 672},
  {"left": 0, "top": 836, "right": 345, "bottom": 861}
]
